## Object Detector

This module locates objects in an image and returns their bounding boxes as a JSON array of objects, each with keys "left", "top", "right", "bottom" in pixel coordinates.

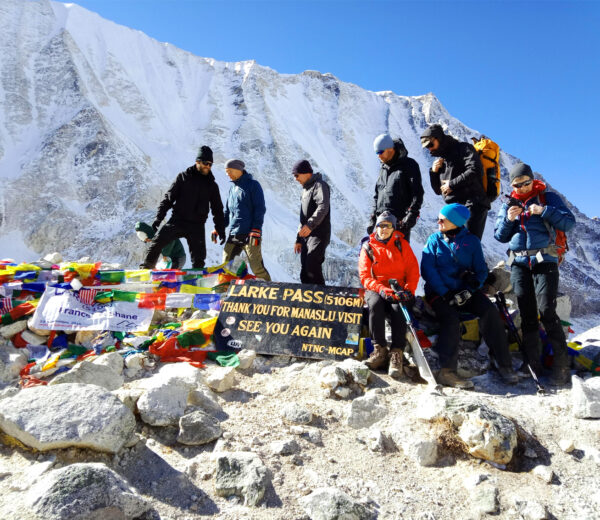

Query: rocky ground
[{"left": 1, "top": 341, "right": 600, "bottom": 520}]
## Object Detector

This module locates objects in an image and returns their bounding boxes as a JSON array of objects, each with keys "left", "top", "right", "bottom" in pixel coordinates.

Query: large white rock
[
  {"left": 214, "top": 452, "right": 270, "bottom": 506},
  {"left": 137, "top": 378, "right": 193, "bottom": 426},
  {"left": 188, "top": 386, "right": 223, "bottom": 415},
  {"left": 347, "top": 393, "right": 387, "bottom": 429},
  {"left": 157, "top": 362, "right": 204, "bottom": 386},
  {"left": 237, "top": 349, "right": 257, "bottom": 370},
  {"left": 205, "top": 366, "right": 236, "bottom": 393},
  {"left": 20, "top": 329, "right": 47, "bottom": 345},
  {"left": 571, "top": 375, "right": 600, "bottom": 419},
  {"left": 300, "top": 487, "right": 373, "bottom": 520},
  {"left": 27, "top": 463, "right": 152, "bottom": 519},
  {"left": 91, "top": 351, "right": 124, "bottom": 375},
  {"left": 49, "top": 361, "right": 124, "bottom": 391},
  {"left": 0, "top": 383, "right": 136, "bottom": 453},
  {"left": 401, "top": 435, "right": 439, "bottom": 467},
  {"left": 0, "top": 320, "right": 28, "bottom": 339}
]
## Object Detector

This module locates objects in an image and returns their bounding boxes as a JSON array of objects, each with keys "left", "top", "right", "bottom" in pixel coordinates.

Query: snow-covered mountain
[{"left": 1, "top": 0, "right": 599, "bottom": 324}]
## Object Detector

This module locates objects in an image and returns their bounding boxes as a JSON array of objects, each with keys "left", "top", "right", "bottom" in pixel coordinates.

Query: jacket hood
[{"left": 302, "top": 172, "right": 323, "bottom": 189}]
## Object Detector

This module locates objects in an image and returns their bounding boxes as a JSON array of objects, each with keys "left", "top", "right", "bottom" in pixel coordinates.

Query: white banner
[{"left": 30, "top": 288, "right": 153, "bottom": 332}]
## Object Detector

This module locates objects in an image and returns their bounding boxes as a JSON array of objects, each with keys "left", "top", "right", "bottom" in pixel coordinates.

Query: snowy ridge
[{"left": 0, "top": 0, "right": 599, "bottom": 325}]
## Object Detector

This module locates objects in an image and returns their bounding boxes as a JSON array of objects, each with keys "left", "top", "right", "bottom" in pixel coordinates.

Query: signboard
[
  {"left": 214, "top": 280, "right": 365, "bottom": 359},
  {"left": 30, "top": 287, "right": 153, "bottom": 332}
]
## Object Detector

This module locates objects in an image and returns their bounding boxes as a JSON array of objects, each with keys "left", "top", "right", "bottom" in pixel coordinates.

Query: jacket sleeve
[
  {"left": 250, "top": 181, "right": 266, "bottom": 231},
  {"left": 210, "top": 183, "right": 226, "bottom": 235},
  {"left": 306, "top": 181, "right": 330, "bottom": 230},
  {"left": 420, "top": 237, "right": 449, "bottom": 296},
  {"left": 358, "top": 247, "right": 384, "bottom": 294},
  {"left": 223, "top": 188, "right": 230, "bottom": 230},
  {"left": 541, "top": 192, "right": 576, "bottom": 232},
  {"left": 469, "top": 236, "right": 489, "bottom": 288},
  {"left": 401, "top": 240, "right": 420, "bottom": 294},
  {"left": 368, "top": 180, "right": 379, "bottom": 228},
  {"left": 494, "top": 203, "right": 518, "bottom": 243},
  {"left": 429, "top": 168, "right": 442, "bottom": 195},
  {"left": 447, "top": 144, "right": 483, "bottom": 191},
  {"left": 404, "top": 159, "right": 424, "bottom": 224},
  {"left": 154, "top": 174, "right": 182, "bottom": 225}
]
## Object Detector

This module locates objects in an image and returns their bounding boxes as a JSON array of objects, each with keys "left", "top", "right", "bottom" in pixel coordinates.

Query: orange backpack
[{"left": 472, "top": 136, "right": 501, "bottom": 201}]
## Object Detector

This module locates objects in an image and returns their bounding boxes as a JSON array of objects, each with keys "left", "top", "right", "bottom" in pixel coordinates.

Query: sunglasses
[
  {"left": 512, "top": 179, "right": 532, "bottom": 189},
  {"left": 425, "top": 141, "right": 435, "bottom": 149},
  {"left": 376, "top": 223, "right": 393, "bottom": 229},
  {"left": 200, "top": 161, "right": 213, "bottom": 166},
  {"left": 437, "top": 217, "right": 448, "bottom": 223},
  {"left": 376, "top": 150, "right": 385, "bottom": 155}
]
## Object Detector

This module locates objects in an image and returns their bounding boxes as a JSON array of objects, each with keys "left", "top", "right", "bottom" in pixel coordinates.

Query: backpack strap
[{"left": 362, "top": 237, "right": 403, "bottom": 263}]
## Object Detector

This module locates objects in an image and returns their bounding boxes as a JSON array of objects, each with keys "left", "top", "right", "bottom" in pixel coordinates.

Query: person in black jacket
[
  {"left": 293, "top": 160, "right": 331, "bottom": 285},
  {"left": 140, "top": 145, "right": 225, "bottom": 269},
  {"left": 421, "top": 124, "right": 489, "bottom": 239},
  {"left": 368, "top": 134, "right": 424, "bottom": 242}
]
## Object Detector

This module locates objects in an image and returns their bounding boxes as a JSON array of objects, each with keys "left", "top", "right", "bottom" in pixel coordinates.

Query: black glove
[
  {"left": 460, "top": 270, "right": 480, "bottom": 290},
  {"left": 379, "top": 287, "right": 396, "bottom": 302},
  {"left": 366, "top": 225, "right": 374, "bottom": 235},
  {"left": 446, "top": 289, "right": 472, "bottom": 306},
  {"left": 396, "top": 289, "right": 413, "bottom": 303},
  {"left": 151, "top": 220, "right": 161, "bottom": 232}
]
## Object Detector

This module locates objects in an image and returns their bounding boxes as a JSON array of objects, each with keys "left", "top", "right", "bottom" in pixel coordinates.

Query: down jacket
[
  {"left": 420, "top": 227, "right": 488, "bottom": 297},
  {"left": 224, "top": 171, "right": 267, "bottom": 236},
  {"left": 358, "top": 230, "right": 420, "bottom": 295},
  {"left": 494, "top": 182, "right": 575, "bottom": 267}
]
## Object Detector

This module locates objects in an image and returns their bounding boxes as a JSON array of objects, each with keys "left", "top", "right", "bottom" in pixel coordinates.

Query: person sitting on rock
[
  {"left": 358, "top": 211, "right": 419, "bottom": 378},
  {"left": 421, "top": 203, "right": 518, "bottom": 388}
]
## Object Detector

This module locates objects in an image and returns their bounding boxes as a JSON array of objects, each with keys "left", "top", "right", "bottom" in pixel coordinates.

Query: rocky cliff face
[{"left": 1, "top": 0, "right": 599, "bottom": 322}]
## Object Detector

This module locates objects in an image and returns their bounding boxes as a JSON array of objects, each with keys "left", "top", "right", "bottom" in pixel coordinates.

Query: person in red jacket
[{"left": 358, "top": 211, "right": 420, "bottom": 378}]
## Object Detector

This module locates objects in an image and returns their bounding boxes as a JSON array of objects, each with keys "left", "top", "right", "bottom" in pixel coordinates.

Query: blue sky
[{"left": 71, "top": 0, "right": 599, "bottom": 217}]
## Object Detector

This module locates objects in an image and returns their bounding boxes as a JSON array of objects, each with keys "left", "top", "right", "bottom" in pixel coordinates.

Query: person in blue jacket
[
  {"left": 421, "top": 203, "right": 518, "bottom": 388},
  {"left": 213, "top": 159, "right": 271, "bottom": 280},
  {"left": 494, "top": 163, "right": 576, "bottom": 386}
]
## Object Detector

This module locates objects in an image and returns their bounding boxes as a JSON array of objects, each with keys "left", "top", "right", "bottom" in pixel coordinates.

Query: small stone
[
  {"left": 236, "top": 349, "right": 256, "bottom": 370},
  {"left": 333, "top": 386, "right": 353, "bottom": 399},
  {"left": 205, "top": 367, "right": 237, "bottom": 393},
  {"left": 305, "top": 429, "right": 323, "bottom": 446},
  {"left": 532, "top": 465, "right": 554, "bottom": 484},
  {"left": 346, "top": 393, "right": 387, "bottom": 429},
  {"left": 518, "top": 500, "right": 548, "bottom": 520},
  {"left": 282, "top": 404, "right": 312, "bottom": 425},
  {"left": 470, "top": 484, "right": 499, "bottom": 515},
  {"left": 559, "top": 439, "right": 575, "bottom": 453},
  {"left": 177, "top": 410, "right": 222, "bottom": 446},
  {"left": 270, "top": 439, "right": 300, "bottom": 456},
  {"left": 222, "top": 431, "right": 233, "bottom": 440},
  {"left": 300, "top": 487, "right": 372, "bottom": 520},
  {"left": 214, "top": 452, "right": 270, "bottom": 506}
]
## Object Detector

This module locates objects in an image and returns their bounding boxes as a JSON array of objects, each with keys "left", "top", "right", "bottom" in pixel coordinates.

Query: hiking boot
[
  {"left": 365, "top": 343, "right": 389, "bottom": 370},
  {"left": 549, "top": 366, "right": 571, "bottom": 387},
  {"left": 388, "top": 349, "right": 404, "bottom": 379},
  {"left": 497, "top": 365, "right": 519, "bottom": 385},
  {"left": 437, "top": 368, "right": 474, "bottom": 389}
]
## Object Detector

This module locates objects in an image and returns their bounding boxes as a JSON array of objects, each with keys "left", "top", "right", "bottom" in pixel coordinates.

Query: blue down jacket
[
  {"left": 224, "top": 172, "right": 267, "bottom": 236},
  {"left": 421, "top": 227, "right": 488, "bottom": 297},
  {"left": 494, "top": 189, "right": 575, "bottom": 267}
]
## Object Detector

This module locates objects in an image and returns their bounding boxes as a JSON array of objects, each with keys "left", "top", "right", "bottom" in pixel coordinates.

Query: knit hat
[
  {"left": 292, "top": 159, "right": 313, "bottom": 175},
  {"left": 373, "top": 134, "right": 394, "bottom": 154},
  {"left": 196, "top": 145, "right": 213, "bottom": 163},
  {"left": 375, "top": 211, "right": 397, "bottom": 229},
  {"left": 135, "top": 221, "right": 155, "bottom": 240},
  {"left": 225, "top": 159, "right": 245, "bottom": 171},
  {"left": 420, "top": 124, "right": 445, "bottom": 147},
  {"left": 439, "top": 203, "right": 470, "bottom": 227},
  {"left": 509, "top": 163, "right": 534, "bottom": 183}
]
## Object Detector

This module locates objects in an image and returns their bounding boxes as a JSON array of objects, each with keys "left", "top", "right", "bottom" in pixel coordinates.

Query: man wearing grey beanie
[{"left": 215, "top": 159, "right": 271, "bottom": 280}]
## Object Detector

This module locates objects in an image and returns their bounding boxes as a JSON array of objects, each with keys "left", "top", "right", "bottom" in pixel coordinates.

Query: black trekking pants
[
  {"left": 300, "top": 235, "right": 329, "bottom": 286},
  {"left": 364, "top": 290, "right": 407, "bottom": 350},
  {"left": 465, "top": 202, "right": 489, "bottom": 240},
  {"left": 430, "top": 290, "right": 511, "bottom": 370},
  {"left": 141, "top": 221, "right": 206, "bottom": 269},
  {"left": 510, "top": 262, "right": 568, "bottom": 369}
]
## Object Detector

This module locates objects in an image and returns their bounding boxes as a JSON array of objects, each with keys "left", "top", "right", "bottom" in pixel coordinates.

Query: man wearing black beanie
[{"left": 140, "top": 145, "right": 225, "bottom": 269}]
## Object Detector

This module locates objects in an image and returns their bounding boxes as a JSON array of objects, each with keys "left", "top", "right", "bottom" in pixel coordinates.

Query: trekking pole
[
  {"left": 389, "top": 279, "right": 440, "bottom": 390},
  {"left": 494, "top": 291, "right": 546, "bottom": 395}
]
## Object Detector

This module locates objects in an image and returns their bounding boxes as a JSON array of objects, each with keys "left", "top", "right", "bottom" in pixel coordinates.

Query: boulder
[
  {"left": 27, "top": 463, "right": 152, "bottom": 519},
  {"left": 0, "top": 383, "right": 135, "bottom": 452},
  {"left": 237, "top": 349, "right": 256, "bottom": 370},
  {"left": 281, "top": 403, "right": 313, "bottom": 425},
  {"left": 205, "top": 366, "right": 236, "bottom": 393},
  {"left": 177, "top": 410, "right": 222, "bottom": 445},
  {"left": 20, "top": 329, "right": 47, "bottom": 345},
  {"left": 188, "top": 386, "right": 223, "bottom": 415},
  {"left": 0, "top": 320, "right": 28, "bottom": 339},
  {"left": 91, "top": 351, "right": 124, "bottom": 375},
  {"left": 157, "top": 361, "right": 204, "bottom": 386},
  {"left": 49, "top": 361, "right": 124, "bottom": 391},
  {"left": 137, "top": 377, "right": 192, "bottom": 426},
  {"left": 319, "top": 365, "right": 348, "bottom": 389},
  {"left": 0, "top": 343, "right": 28, "bottom": 384},
  {"left": 571, "top": 375, "right": 600, "bottom": 419},
  {"left": 111, "top": 387, "right": 144, "bottom": 413},
  {"left": 214, "top": 452, "right": 270, "bottom": 506},
  {"left": 124, "top": 352, "right": 145, "bottom": 371},
  {"left": 338, "top": 358, "right": 370, "bottom": 386},
  {"left": 346, "top": 393, "right": 387, "bottom": 429},
  {"left": 300, "top": 487, "right": 373, "bottom": 520}
]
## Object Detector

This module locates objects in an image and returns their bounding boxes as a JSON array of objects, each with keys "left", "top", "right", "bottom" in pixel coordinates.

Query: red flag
[{"left": 137, "top": 292, "right": 166, "bottom": 310}]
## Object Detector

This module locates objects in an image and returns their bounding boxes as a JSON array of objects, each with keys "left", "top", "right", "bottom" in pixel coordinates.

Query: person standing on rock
[
  {"left": 140, "top": 145, "right": 225, "bottom": 269},
  {"left": 421, "top": 124, "right": 489, "bottom": 239},
  {"left": 135, "top": 221, "right": 186, "bottom": 269},
  {"left": 421, "top": 203, "right": 518, "bottom": 388},
  {"left": 494, "top": 163, "right": 575, "bottom": 386},
  {"left": 216, "top": 159, "right": 271, "bottom": 281},
  {"left": 359, "top": 211, "right": 420, "bottom": 379},
  {"left": 368, "top": 134, "right": 424, "bottom": 242},
  {"left": 292, "top": 159, "right": 331, "bottom": 285}
]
